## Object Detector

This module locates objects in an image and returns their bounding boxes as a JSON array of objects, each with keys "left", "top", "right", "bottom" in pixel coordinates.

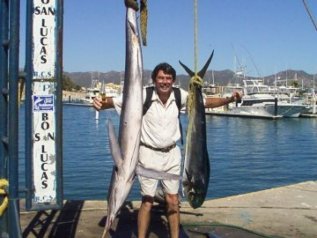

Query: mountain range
[{"left": 65, "top": 69, "right": 316, "bottom": 90}]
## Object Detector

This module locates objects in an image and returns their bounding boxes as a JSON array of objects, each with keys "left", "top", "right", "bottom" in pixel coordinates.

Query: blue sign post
[{"left": 25, "top": 0, "right": 63, "bottom": 210}]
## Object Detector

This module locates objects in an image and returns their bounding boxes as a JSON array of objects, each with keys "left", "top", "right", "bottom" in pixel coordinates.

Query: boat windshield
[{"left": 243, "top": 79, "right": 271, "bottom": 95}]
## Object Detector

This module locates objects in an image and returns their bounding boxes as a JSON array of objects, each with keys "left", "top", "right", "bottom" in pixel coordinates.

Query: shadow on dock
[
  {"left": 21, "top": 200, "right": 173, "bottom": 238},
  {"left": 20, "top": 181, "right": 317, "bottom": 237},
  {"left": 22, "top": 200, "right": 84, "bottom": 238},
  {"left": 20, "top": 200, "right": 272, "bottom": 238}
]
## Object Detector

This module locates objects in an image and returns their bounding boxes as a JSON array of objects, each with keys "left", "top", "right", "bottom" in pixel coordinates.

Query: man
[{"left": 93, "top": 62, "right": 240, "bottom": 238}]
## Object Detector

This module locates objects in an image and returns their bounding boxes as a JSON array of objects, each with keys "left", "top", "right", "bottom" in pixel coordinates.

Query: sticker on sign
[{"left": 33, "top": 95, "right": 54, "bottom": 111}]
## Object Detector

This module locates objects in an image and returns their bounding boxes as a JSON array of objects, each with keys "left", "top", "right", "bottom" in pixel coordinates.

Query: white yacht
[
  {"left": 79, "top": 81, "right": 121, "bottom": 106},
  {"left": 206, "top": 79, "right": 310, "bottom": 119},
  {"left": 80, "top": 87, "right": 101, "bottom": 105}
]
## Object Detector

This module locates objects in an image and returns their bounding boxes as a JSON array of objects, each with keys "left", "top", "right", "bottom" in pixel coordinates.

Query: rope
[
  {"left": 0, "top": 179, "right": 9, "bottom": 216},
  {"left": 140, "top": 0, "right": 148, "bottom": 46},
  {"left": 193, "top": 0, "right": 199, "bottom": 75},
  {"left": 124, "top": 0, "right": 148, "bottom": 46}
]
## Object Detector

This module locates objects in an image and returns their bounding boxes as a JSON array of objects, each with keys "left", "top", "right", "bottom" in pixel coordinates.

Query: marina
[
  {"left": 14, "top": 88, "right": 317, "bottom": 237},
  {"left": 13, "top": 86, "right": 317, "bottom": 237},
  {"left": 17, "top": 104, "right": 317, "bottom": 201},
  {"left": 62, "top": 81, "right": 121, "bottom": 107},
  {"left": 2, "top": 1, "right": 316, "bottom": 237},
  {"left": 204, "top": 79, "right": 315, "bottom": 119}
]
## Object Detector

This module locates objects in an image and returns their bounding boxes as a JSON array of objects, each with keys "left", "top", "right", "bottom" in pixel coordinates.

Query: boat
[
  {"left": 242, "top": 79, "right": 310, "bottom": 118},
  {"left": 79, "top": 83, "right": 121, "bottom": 105},
  {"left": 203, "top": 83, "right": 243, "bottom": 114},
  {"left": 80, "top": 87, "right": 101, "bottom": 105},
  {"left": 63, "top": 79, "right": 121, "bottom": 107},
  {"left": 206, "top": 79, "right": 310, "bottom": 119},
  {"left": 299, "top": 87, "right": 317, "bottom": 116}
]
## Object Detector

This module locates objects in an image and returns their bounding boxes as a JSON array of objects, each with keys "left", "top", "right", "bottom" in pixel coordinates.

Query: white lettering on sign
[
  {"left": 32, "top": 81, "right": 57, "bottom": 204},
  {"left": 32, "top": 0, "right": 57, "bottom": 79}
]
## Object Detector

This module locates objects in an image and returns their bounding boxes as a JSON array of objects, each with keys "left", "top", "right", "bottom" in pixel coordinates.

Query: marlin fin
[
  {"left": 198, "top": 50, "right": 214, "bottom": 78},
  {"left": 179, "top": 50, "right": 214, "bottom": 79},
  {"left": 107, "top": 120, "right": 123, "bottom": 168},
  {"left": 136, "top": 165, "right": 181, "bottom": 180},
  {"left": 179, "top": 60, "right": 195, "bottom": 77}
]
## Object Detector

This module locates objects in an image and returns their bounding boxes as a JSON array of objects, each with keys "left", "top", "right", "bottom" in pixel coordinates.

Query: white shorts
[{"left": 137, "top": 145, "right": 181, "bottom": 197}]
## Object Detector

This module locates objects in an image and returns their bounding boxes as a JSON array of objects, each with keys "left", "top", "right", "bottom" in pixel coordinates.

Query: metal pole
[
  {"left": 8, "top": 0, "right": 22, "bottom": 236},
  {"left": 0, "top": 0, "right": 9, "bottom": 177},
  {"left": 24, "top": 0, "right": 33, "bottom": 209},
  {"left": 0, "top": 0, "right": 9, "bottom": 236},
  {"left": 274, "top": 97, "right": 278, "bottom": 116},
  {"left": 55, "top": 0, "right": 64, "bottom": 207}
]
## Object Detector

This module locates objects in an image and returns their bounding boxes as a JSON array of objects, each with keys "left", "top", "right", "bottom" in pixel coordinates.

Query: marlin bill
[{"left": 179, "top": 51, "right": 214, "bottom": 209}]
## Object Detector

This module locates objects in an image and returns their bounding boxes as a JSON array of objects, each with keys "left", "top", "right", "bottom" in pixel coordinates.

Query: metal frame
[
  {"left": 1, "top": 0, "right": 64, "bottom": 236},
  {"left": 8, "top": 0, "right": 22, "bottom": 234},
  {"left": 0, "top": 0, "right": 22, "bottom": 236},
  {"left": 0, "top": 0, "right": 10, "bottom": 235}
]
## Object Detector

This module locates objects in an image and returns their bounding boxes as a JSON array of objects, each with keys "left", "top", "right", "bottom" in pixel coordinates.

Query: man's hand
[
  {"left": 93, "top": 97, "right": 103, "bottom": 111},
  {"left": 231, "top": 91, "right": 242, "bottom": 103},
  {"left": 93, "top": 96, "right": 114, "bottom": 111}
]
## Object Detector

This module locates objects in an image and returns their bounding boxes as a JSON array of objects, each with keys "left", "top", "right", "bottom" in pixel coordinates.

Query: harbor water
[{"left": 18, "top": 105, "right": 317, "bottom": 201}]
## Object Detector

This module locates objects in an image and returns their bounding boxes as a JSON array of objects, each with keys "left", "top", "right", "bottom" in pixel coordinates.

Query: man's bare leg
[
  {"left": 138, "top": 196, "right": 154, "bottom": 238},
  {"left": 166, "top": 193, "right": 180, "bottom": 238}
]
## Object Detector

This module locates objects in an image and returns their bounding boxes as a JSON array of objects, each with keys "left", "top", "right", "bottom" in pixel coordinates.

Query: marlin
[
  {"left": 102, "top": 4, "right": 180, "bottom": 237},
  {"left": 101, "top": 5, "right": 143, "bottom": 237},
  {"left": 179, "top": 51, "right": 214, "bottom": 209}
]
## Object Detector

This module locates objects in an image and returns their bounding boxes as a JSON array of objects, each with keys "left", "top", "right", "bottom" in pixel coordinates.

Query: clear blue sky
[{"left": 20, "top": 0, "right": 317, "bottom": 77}]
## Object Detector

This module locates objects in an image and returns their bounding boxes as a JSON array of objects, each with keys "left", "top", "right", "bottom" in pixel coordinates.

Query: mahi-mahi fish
[
  {"left": 179, "top": 51, "right": 214, "bottom": 209},
  {"left": 101, "top": 5, "right": 143, "bottom": 237}
]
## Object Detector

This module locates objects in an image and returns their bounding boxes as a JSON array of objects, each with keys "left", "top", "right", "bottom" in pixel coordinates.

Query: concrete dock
[{"left": 19, "top": 181, "right": 317, "bottom": 238}]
